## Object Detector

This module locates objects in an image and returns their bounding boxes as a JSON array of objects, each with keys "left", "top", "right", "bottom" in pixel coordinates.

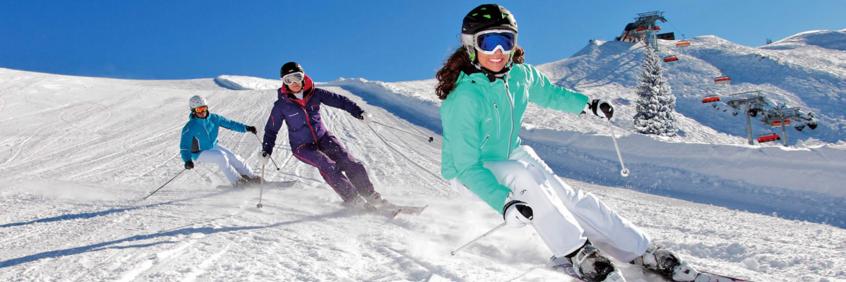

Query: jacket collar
[
  {"left": 462, "top": 63, "right": 510, "bottom": 83},
  {"left": 189, "top": 113, "right": 209, "bottom": 120}
]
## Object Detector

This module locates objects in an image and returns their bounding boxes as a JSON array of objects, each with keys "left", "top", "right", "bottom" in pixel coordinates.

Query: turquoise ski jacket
[
  {"left": 440, "top": 63, "right": 589, "bottom": 213},
  {"left": 180, "top": 113, "right": 247, "bottom": 162}
]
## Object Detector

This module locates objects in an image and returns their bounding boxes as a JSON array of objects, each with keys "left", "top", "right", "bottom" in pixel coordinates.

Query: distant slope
[
  {"left": 537, "top": 30, "right": 846, "bottom": 144},
  {"left": 763, "top": 29, "right": 846, "bottom": 51}
]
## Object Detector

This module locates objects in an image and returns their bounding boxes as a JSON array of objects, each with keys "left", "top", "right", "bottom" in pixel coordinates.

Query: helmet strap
[{"left": 467, "top": 46, "right": 514, "bottom": 82}]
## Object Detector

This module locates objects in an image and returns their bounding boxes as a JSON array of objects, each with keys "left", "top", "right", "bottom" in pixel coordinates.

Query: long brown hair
[{"left": 435, "top": 46, "right": 525, "bottom": 100}]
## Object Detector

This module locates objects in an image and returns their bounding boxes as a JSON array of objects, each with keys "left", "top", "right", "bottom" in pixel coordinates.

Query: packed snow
[{"left": 2, "top": 29, "right": 845, "bottom": 281}]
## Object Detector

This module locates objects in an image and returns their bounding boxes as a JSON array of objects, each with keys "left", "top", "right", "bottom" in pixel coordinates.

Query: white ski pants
[
  {"left": 480, "top": 145, "right": 650, "bottom": 262},
  {"left": 196, "top": 145, "right": 256, "bottom": 185}
]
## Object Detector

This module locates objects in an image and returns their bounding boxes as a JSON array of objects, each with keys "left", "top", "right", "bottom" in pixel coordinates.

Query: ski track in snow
[{"left": 1, "top": 57, "right": 845, "bottom": 282}]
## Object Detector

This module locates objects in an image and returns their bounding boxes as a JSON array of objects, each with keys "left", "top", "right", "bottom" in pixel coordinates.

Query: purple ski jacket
[{"left": 262, "top": 75, "right": 364, "bottom": 154}]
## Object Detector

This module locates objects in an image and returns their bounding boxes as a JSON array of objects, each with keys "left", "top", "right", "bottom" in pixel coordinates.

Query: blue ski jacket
[{"left": 179, "top": 113, "right": 247, "bottom": 162}]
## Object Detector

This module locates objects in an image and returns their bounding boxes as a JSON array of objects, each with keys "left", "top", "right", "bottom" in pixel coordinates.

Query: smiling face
[
  {"left": 287, "top": 81, "right": 303, "bottom": 92},
  {"left": 476, "top": 49, "right": 508, "bottom": 73}
]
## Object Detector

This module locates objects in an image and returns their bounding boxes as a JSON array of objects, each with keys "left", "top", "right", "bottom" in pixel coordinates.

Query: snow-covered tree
[{"left": 633, "top": 45, "right": 677, "bottom": 136}]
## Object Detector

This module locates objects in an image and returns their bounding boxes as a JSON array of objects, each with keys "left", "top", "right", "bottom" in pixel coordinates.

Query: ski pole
[
  {"left": 256, "top": 159, "right": 266, "bottom": 208},
  {"left": 606, "top": 121, "right": 630, "bottom": 177},
  {"left": 370, "top": 120, "right": 435, "bottom": 143},
  {"left": 450, "top": 222, "right": 506, "bottom": 256},
  {"left": 253, "top": 133, "right": 280, "bottom": 171},
  {"left": 142, "top": 169, "right": 186, "bottom": 200}
]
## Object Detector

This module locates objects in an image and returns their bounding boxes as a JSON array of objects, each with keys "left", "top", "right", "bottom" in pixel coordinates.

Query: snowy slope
[{"left": 1, "top": 68, "right": 844, "bottom": 282}]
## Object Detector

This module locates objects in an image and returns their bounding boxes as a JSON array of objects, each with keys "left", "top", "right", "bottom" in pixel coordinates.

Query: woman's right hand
[{"left": 503, "top": 200, "right": 534, "bottom": 227}]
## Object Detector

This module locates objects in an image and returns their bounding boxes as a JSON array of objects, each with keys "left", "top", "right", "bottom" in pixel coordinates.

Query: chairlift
[
  {"left": 714, "top": 76, "right": 731, "bottom": 85},
  {"left": 756, "top": 133, "right": 781, "bottom": 143},
  {"left": 663, "top": 55, "right": 679, "bottom": 63},
  {"left": 675, "top": 40, "right": 691, "bottom": 47},
  {"left": 771, "top": 119, "right": 791, "bottom": 127},
  {"left": 701, "top": 96, "right": 720, "bottom": 103}
]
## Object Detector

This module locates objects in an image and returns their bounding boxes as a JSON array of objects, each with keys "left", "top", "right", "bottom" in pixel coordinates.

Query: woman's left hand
[{"left": 587, "top": 99, "right": 614, "bottom": 119}]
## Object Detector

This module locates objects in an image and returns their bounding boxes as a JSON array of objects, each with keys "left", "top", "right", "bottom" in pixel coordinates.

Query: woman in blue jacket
[{"left": 180, "top": 95, "right": 259, "bottom": 186}]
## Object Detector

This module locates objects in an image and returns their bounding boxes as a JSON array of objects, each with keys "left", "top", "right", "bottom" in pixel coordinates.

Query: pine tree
[{"left": 633, "top": 45, "right": 678, "bottom": 136}]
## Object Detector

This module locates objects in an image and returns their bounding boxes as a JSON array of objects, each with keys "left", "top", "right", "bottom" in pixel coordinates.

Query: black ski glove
[
  {"left": 587, "top": 99, "right": 614, "bottom": 119},
  {"left": 503, "top": 200, "right": 533, "bottom": 227},
  {"left": 246, "top": 126, "right": 257, "bottom": 135},
  {"left": 261, "top": 151, "right": 271, "bottom": 158},
  {"left": 352, "top": 111, "right": 365, "bottom": 120},
  {"left": 185, "top": 161, "right": 194, "bottom": 170}
]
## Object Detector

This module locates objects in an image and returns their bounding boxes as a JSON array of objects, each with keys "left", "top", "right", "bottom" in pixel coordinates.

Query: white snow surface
[
  {"left": 1, "top": 67, "right": 844, "bottom": 282},
  {"left": 1, "top": 30, "right": 845, "bottom": 281}
]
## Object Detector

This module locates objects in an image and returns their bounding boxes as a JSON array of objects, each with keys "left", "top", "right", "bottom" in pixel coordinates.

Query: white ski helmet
[{"left": 188, "top": 95, "right": 207, "bottom": 110}]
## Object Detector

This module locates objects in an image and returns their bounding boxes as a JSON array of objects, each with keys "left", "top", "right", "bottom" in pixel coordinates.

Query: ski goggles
[
  {"left": 282, "top": 72, "right": 305, "bottom": 85},
  {"left": 474, "top": 30, "right": 517, "bottom": 55},
  {"left": 193, "top": 105, "right": 208, "bottom": 114}
]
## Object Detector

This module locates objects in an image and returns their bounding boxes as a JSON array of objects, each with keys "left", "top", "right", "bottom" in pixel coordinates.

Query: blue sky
[{"left": 1, "top": 1, "right": 843, "bottom": 82}]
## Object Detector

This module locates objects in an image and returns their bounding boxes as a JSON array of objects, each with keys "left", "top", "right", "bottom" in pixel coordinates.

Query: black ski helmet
[
  {"left": 461, "top": 4, "right": 518, "bottom": 35},
  {"left": 280, "top": 62, "right": 304, "bottom": 78}
]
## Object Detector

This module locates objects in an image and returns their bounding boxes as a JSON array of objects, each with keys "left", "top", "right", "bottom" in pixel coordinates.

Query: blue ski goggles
[{"left": 475, "top": 30, "right": 517, "bottom": 54}]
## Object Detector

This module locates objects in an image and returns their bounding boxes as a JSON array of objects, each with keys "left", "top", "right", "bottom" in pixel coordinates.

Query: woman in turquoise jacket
[
  {"left": 180, "top": 95, "right": 260, "bottom": 187},
  {"left": 437, "top": 4, "right": 701, "bottom": 282}
]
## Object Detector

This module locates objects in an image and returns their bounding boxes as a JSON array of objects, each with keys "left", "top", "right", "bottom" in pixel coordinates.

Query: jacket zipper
[
  {"left": 493, "top": 103, "right": 501, "bottom": 137},
  {"left": 300, "top": 106, "right": 319, "bottom": 144},
  {"left": 287, "top": 91, "right": 320, "bottom": 145},
  {"left": 504, "top": 80, "right": 515, "bottom": 158}
]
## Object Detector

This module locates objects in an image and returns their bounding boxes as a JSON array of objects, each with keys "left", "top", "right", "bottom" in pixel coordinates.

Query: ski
[
  {"left": 217, "top": 180, "right": 297, "bottom": 189},
  {"left": 252, "top": 180, "right": 297, "bottom": 188},
  {"left": 694, "top": 270, "right": 750, "bottom": 282},
  {"left": 640, "top": 268, "right": 750, "bottom": 282},
  {"left": 348, "top": 202, "right": 427, "bottom": 218},
  {"left": 385, "top": 204, "right": 427, "bottom": 218},
  {"left": 369, "top": 201, "right": 427, "bottom": 218}
]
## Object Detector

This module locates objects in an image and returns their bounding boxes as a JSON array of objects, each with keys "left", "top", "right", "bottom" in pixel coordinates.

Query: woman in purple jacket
[{"left": 262, "top": 62, "right": 384, "bottom": 207}]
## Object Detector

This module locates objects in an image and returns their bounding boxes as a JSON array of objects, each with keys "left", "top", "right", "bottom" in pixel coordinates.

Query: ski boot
[
  {"left": 362, "top": 192, "right": 390, "bottom": 207},
  {"left": 233, "top": 175, "right": 262, "bottom": 188},
  {"left": 550, "top": 242, "right": 626, "bottom": 282},
  {"left": 630, "top": 244, "right": 698, "bottom": 281},
  {"left": 241, "top": 174, "right": 263, "bottom": 184},
  {"left": 341, "top": 195, "right": 377, "bottom": 211}
]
